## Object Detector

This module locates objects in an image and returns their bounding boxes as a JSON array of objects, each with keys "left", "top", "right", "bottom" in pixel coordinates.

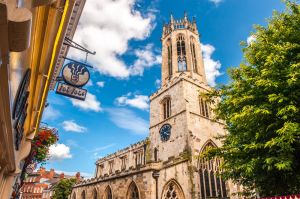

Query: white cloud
[
  {"left": 115, "top": 93, "right": 149, "bottom": 110},
  {"left": 129, "top": 44, "right": 162, "bottom": 76},
  {"left": 42, "top": 105, "right": 61, "bottom": 121},
  {"left": 247, "top": 35, "right": 256, "bottom": 45},
  {"left": 155, "top": 79, "right": 161, "bottom": 88},
  {"left": 68, "top": 0, "right": 156, "bottom": 78},
  {"left": 90, "top": 144, "right": 115, "bottom": 159},
  {"left": 86, "top": 80, "right": 93, "bottom": 87},
  {"left": 96, "top": 81, "right": 105, "bottom": 88},
  {"left": 106, "top": 108, "right": 148, "bottom": 135},
  {"left": 62, "top": 120, "right": 87, "bottom": 133},
  {"left": 201, "top": 43, "right": 222, "bottom": 87},
  {"left": 49, "top": 144, "right": 72, "bottom": 161},
  {"left": 209, "top": 0, "right": 223, "bottom": 5},
  {"left": 91, "top": 143, "right": 116, "bottom": 152},
  {"left": 71, "top": 92, "right": 102, "bottom": 112}
]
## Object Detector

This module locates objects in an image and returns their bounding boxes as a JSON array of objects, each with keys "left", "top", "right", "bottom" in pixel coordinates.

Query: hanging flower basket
[{"left": 25, "top": 127, "right": 59, "bottom": 165}]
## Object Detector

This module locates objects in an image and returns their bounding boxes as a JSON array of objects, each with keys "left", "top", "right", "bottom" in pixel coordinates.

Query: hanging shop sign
[
  {"left": 55, "top": 38, "right": 95, "bottom": 101},
  {"left": 56, "top": 82, "right": 87, "bottom": 101},
  {"left": 13, "top": 69, "right": 31, "bottom": 150},
  {"left": 62, "top": 62, "right": 90, "bottom": 87}
]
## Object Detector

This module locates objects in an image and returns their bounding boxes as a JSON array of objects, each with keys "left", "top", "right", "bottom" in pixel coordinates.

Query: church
[{"left": 71, "top": 14, "right": 239, "bottom": 199}]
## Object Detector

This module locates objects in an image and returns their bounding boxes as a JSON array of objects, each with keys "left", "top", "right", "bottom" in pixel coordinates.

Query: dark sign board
[{"left": 56, "top": 82, "right": 87, "bottom": 101}]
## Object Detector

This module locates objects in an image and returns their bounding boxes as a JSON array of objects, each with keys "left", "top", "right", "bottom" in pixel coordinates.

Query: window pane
[
  {"left": 210, "top": 171, "right": 216, "bottom": 197},
  {"left": 204, "top": 102, "right": 209, "bottom": 117},
  {"left": 204, "top": 170, "right": 210, "bottom": 197},
  {"left": 221, "top": 178, "right": 227, "bottom": 197},
  {"left": 199, "top": 170, "right": 205, "bottom": 198}
]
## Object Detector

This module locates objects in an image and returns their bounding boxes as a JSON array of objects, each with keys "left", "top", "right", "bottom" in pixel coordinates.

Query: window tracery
[
  {"left": 127, "top": 182, "right": 139, "bottom": 199},
  {"left": 167, "top": 39, "right": 172, "bottom": 77},
  {"left": 199, "top": 142, "right": 228, "bottom": 198},
  {"left": 177, "top": 35, "right": 187, "bottom": 71},
  {"left": 190, "top": 37, "right": 198, "bottom": 73},
  {"left": 162, "top": 180, "right": 184, "bottom": 199},
  {"left": 199, "top": 98, "right": 210, "bottom": 118},
  {"left": 162, "top": 97, "right": 171, "bottom": 120}
]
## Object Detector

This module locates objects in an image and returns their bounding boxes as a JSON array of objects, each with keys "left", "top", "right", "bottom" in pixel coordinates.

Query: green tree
[
  {"left": 52, "top": 178, "right": 77, "bottom": 199},
  {"left": 205, "top": 1, "right": 300, "bottom": 197}
]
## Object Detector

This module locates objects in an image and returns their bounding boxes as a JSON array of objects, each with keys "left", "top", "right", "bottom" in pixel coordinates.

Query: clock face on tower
[{"left": 160, "top": 124, "right": 171, "bottom": 142}]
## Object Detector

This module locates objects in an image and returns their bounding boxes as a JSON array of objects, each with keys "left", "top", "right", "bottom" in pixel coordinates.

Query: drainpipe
[{"left": 152, "top": 171, "right": 160, "bottom": 199}]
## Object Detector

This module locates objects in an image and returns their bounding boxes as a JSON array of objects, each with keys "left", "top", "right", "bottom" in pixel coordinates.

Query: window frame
[
  {"left": 176, "top": 34, "right": 187, "bottom": 72},
  {"left": 190, "top": 37, "right": 198, "bottom": 73},
  {"left": 161, "top": 97, "right": 171, "bottom": 120}
]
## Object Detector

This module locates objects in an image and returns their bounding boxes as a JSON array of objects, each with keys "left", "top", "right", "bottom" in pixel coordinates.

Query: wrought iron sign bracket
[
  {"left": 62, "top": 56, "right": 93, "bottom": 68},
  {"left": 63, "top": 37, "right": 96, "bottom": 63}
]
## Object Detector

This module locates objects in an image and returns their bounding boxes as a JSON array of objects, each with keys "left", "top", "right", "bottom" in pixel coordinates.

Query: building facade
[
  {"left": 0, "top": 0, "right": 85, "bottom": 197},
  {"left": 19, "top": 167, "right": 81, "bottom": 199},
  {"left": 71, "top": 15, "right": 239, "bottom": 199}
]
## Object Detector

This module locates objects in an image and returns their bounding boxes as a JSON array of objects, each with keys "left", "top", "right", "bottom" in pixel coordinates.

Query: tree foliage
[
  {"left": 52, "top": 178, "right": 77, "bottom": 199},
  {"left": 205, "top": 1, "right": 300, "bottom": 197}
]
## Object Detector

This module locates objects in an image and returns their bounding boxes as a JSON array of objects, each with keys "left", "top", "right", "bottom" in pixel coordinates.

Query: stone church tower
[{"left": 71, "top": 14, "right": 237, "bottom": 199}]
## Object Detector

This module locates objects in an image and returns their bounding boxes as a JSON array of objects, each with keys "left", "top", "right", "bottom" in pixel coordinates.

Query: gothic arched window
[
  {"left": 127, "top": 182, "right": 139, "bottom": 199},
  {"left": 72, "top": 192, "right": 76, "bottom": 199},
  {"left": 105, "top": 186, "right": 112, "bottom": 199},
  {"left": 162, "top": 180, "right": 185, "bottom": 199},
  {"left": 199, "top": 98, "right": 210, "bottom": 118},
  {"left": 177, "top": 35, "right": 187, "bottom": 72},
  {"left": 81, "top": 190, "right": 86, "bottom": 199},
  {"left": 167, "top": 39, "right": 172, "bottom": 77},
  {"left": 162, "top": 97, "right": 171, "bottom": 120},
  {"left": 93, "top": 188, "right": 98, "bottom": 199},
  {"left": 198, "top": 142, "right": 228, "bottom": 198},
  {"left": 190, "top": 37, "right": 198, "bottom": 73}
]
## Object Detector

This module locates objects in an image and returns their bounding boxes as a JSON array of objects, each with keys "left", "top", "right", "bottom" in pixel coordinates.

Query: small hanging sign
[
  {"left": 55, "top": 37, "right": 96, "bottom": 101},
  {"left": 62, "top": 62, "right": 90, "bottom": 87},
  {"left": 55, "top": 61, "right": 90, "bottom": 101},
  {"left": 56, "top": 82, "right": 87, "bottom": 101}
]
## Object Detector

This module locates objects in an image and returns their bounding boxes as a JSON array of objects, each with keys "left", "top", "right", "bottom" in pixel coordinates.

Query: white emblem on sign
[{"left": 62, "top": 62, "right": 90, "bottom": 87}]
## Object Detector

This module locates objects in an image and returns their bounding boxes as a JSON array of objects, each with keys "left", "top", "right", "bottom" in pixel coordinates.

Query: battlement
[{"left": 162, "top": 13, "right": 198, "bottom": 38}]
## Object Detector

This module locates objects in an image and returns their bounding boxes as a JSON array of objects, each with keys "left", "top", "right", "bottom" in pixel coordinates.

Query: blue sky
[{"left": 42, "top": 0, "right": 285, "bottom": 177}]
